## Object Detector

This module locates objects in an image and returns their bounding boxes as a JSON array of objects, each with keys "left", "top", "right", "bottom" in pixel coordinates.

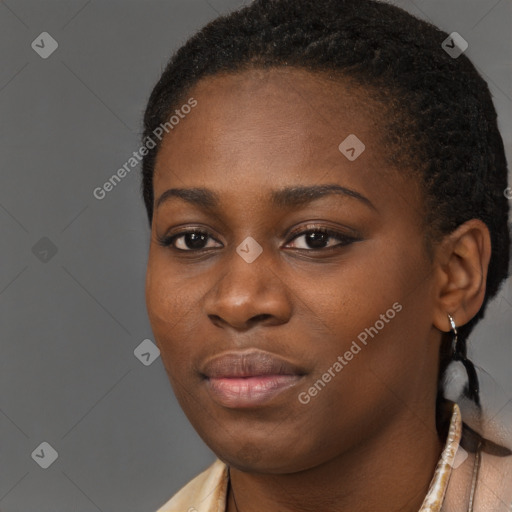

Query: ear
[{"left": 432, "top": 219, "right": 492, "bottom": 333}]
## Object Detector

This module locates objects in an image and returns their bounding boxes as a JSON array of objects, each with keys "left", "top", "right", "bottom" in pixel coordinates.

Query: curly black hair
[{"left": 140, "top": 0, "right": 510, "bottom": 420}]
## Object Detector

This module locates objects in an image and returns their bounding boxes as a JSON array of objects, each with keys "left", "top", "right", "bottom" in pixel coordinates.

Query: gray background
[{"left": 0, "top": 1, "right": 511, "bottom": 511}]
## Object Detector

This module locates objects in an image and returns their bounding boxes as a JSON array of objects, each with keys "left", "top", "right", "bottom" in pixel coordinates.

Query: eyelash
[{"left": 156, "top": 226, "right": 359, "bottom": 253}]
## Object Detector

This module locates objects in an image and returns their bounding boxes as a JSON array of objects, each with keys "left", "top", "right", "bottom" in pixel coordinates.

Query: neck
[{"left": 226, "top": 406, "right": 445, "bottom": 512}]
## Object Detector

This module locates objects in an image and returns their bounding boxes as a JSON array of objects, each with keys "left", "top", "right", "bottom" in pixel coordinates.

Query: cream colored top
[{"left": 155, "top": 403, "right": 512, "bottom": 512}]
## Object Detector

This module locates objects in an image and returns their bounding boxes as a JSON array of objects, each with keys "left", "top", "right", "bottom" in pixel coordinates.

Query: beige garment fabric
[{"left": 155, "top": 403, "right": 512, "bottom": 512}]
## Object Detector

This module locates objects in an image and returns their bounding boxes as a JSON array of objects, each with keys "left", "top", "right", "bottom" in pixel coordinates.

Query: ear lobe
[{"left": 432, "top": 219, "right": 491, "bottom": 331}]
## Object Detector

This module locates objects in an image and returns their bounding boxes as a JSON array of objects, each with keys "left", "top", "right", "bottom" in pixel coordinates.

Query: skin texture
[{"left": 145, "top": 67, "right": 491, "bottom": 512}]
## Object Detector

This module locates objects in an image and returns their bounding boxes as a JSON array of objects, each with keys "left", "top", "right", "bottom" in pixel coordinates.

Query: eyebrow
[{"left": 155, "top": 184, "right": 377, "bottom": 212}]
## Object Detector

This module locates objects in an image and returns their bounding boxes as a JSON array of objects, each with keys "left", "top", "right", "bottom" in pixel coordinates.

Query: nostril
[
  {"left": 250, "top": 313, "right": 271, "bottom": 323},
  {"left": 208, "top": 314, "right": 224, "bottom": 327}
]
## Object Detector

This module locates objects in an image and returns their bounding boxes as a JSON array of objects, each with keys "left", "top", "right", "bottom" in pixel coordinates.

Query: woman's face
[{"left": 145, "top": 67, "right": 442, "bottom": 473}]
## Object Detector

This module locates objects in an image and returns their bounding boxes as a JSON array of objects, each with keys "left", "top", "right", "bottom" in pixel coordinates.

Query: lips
[
  {"left": 200, "top": 349, "right": 306, "bottom": 408},
  {"left": 201, "top": 350, "right": 305, "bottom": 378}
]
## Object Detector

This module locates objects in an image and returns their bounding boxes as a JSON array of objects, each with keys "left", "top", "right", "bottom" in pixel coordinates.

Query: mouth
[{"left": 200, "top": 349, "right": 306, "bottom": 408}]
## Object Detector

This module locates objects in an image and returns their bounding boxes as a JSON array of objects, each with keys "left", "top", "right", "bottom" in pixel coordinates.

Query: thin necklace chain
[
  {"left": 467, "top": 440, "right": 482, "bottom": 512},
  {"left": 227, "top": 446, "right": 482, "bottom": 512}
]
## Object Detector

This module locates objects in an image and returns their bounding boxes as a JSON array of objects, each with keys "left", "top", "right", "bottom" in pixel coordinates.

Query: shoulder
[
  {"left": 444, "top": 438, "right": 512, "bottom": 511},
  {"left": 462, "top": 414, "right": 512, "bottom": 510},
  {"left": 155, "top": 459, "right": 229, "bottom": 512},
  {"left": 474, "top": 450, "right": 512, "bottom": 511}
]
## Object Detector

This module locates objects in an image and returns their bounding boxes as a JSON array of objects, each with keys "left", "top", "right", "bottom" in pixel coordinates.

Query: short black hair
[{"left": 141, "top": 0, "right": 510, "bottom": 410}]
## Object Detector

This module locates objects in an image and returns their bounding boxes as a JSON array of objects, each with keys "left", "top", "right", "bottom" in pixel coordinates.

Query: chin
[{"left": 208, "top": 437, "right": 320, "bottom": 474}]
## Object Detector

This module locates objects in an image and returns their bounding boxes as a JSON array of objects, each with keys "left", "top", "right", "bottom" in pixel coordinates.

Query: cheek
[
  {"left": 303, "top": 235, "right": 432, "bottom": 389},
  {"left": 145, "top": 256, "right": 200, "bottom": 368}
]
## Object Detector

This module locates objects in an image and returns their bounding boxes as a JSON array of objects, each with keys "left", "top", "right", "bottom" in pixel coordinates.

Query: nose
[{"left": 203, "top": 244, "right": 293, "bottom": 331}]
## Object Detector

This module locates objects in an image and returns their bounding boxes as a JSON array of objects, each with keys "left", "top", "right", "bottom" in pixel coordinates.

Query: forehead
[
  {"left": 152, "top": 67, "right": 420, "bottom": 217},
  {"left": 155, "top": 68, "right": 383, "bottom": 172}
]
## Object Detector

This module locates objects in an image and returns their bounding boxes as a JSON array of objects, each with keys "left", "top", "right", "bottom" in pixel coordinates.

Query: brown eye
[
  {"left": 286, "top": 228, "right": 358, "bottom": 251},
  {"left": 157, "top": 230, "right": 222, "bottom": 251}
]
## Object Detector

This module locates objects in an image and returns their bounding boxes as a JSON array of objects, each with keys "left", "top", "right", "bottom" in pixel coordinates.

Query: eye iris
[
  {"left": 306, "top": 231, "right": 329, "bottom": 248},
  {"left": 186, "top": 232, "right": 208, "bottom": 249}
]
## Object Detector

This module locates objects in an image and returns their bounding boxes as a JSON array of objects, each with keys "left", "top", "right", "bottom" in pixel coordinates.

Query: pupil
[
  {"left": 187, "top": 232, "right": 207, "bottom": 249},
  {"left": 307, "top": 232, "right": 328, "bottom": 248}
]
